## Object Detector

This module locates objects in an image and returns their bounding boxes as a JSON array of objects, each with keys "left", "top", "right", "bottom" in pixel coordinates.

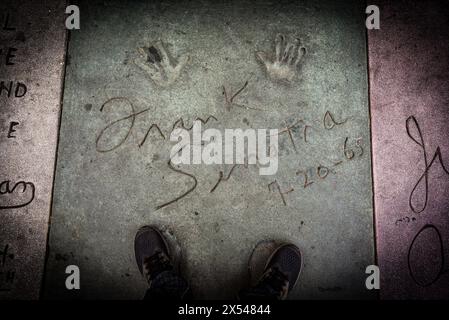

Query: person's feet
[
  {"left": 253, "top": 243, "right": 303, "bottom": 299},
  {"left": 135, "top": 228, "right": 302, "bottom": 300},
  {"left": 134, "top": 226, "right": 173, "bottom": 285}
]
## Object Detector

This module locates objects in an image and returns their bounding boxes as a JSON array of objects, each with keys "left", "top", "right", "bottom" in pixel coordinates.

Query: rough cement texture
[
  {"left": 0, "top": 0, "right": 67, "bottom": 299},
  {"left": 369, "top": 0, "right": 449, "bottom": 299},
  {"left": 44, "top": 0, "right": 374, "bottom": 299}
]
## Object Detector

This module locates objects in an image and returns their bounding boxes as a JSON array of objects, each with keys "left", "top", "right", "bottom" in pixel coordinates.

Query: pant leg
[{"left": 143, "top": 270, "right": 192, "bottom": 300}]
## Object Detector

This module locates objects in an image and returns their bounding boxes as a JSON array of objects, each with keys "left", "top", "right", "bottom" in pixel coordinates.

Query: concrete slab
[
  {"left": 0, "top": 0, "right": 67, "bottom": 299},
  {"left": 44, "top": 0, "right": 374, "bottom": 299},
  {"left": 368, "top": 1, "right": 449, "bottom": 299}
]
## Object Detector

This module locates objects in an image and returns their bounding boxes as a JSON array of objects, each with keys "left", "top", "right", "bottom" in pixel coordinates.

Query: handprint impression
[
  {"left": 256, "top": 34, "right": 306, "bottom": 83},
  {"left": 135, "top": 40, "right": 189, "bottom": 88}
]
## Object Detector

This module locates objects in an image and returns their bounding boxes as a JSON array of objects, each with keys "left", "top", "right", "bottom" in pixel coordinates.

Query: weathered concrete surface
[
  {"left": 0, "top": 0, "right": 67, "bottom": 299},
  {"left": 368, "top": 1, "right": 449, "bottom": 299},
  {"left": 45, "top": 0, "right": 374, "bottom": 299}
]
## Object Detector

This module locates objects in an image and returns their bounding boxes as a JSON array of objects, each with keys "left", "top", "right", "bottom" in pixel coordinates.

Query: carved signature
[
  {"left": 406, "top": 116, "right": 449, "bottom": 213},
  {"left": 0, "top": 180, "right": 35, "bottom": 209},
  {"left": 408, "top": 224, "right": 449, "bottom": 287}
]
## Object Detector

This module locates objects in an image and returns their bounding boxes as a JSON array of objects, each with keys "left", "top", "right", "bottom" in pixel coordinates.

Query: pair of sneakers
[{"left": 134, "top": 226, "right": 302, "bottom": 299}]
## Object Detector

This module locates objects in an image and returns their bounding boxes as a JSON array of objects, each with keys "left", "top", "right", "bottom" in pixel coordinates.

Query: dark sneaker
[
  {"left": 134, "top": 226, "right": 173, "bottom": 285},
  {"left": 255, "top": 243, "right": 302, "bottom": 299}
]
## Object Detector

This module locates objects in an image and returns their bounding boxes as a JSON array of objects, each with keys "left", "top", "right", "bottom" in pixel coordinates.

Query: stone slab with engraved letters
[
  {"left": 368, "top": 0, "right": 449, "bottom": 299},
  {"left": 0, "top": 0, "right": 67, "bottom": 299},
  {"left": 44, "top": 0, "right": 375, "bottom": 299}
]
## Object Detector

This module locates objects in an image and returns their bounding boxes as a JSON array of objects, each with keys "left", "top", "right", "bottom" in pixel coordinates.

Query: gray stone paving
[{"left": 42, "top": 0, "right": 375, "bottom": 299}]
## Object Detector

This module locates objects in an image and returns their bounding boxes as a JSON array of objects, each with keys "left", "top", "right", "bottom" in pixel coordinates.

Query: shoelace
[
  {"left": 259, "top": 266, "right": 289, "bottom": 296},
  {"left": 144, "top": 250, "right": 173, "bottom": 280}
]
